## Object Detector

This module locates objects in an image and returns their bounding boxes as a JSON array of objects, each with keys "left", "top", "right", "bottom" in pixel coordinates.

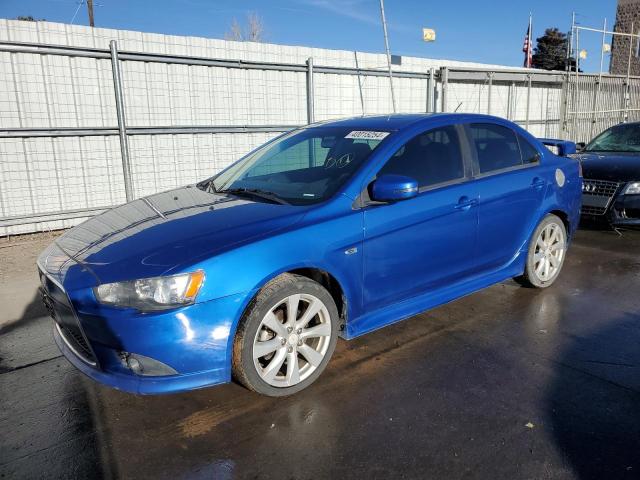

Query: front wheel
[
  {"left": 517, "top": 214, "right": 568, "bottom": 288},
  {"left": 232, "top": 273, "right": 339, "bottom": 396}
]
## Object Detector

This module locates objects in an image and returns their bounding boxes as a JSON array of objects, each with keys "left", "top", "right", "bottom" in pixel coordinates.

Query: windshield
[
  {"left": 585, "top": 124, "right": 640, "bottom": 153},
  {"left": 203, "top": 127, "right": 389, "bottom": 205}
]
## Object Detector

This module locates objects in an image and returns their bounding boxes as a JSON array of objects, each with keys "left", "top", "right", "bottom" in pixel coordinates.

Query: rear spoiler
[{"left": 538, "top": 138, "right": 577, "bottom": 157}]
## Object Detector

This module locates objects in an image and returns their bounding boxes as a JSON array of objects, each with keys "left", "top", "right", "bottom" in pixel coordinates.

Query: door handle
[
  {"left": 531, "top": 177, "right": 546, "bottom": 190},
  {"left": 454, "top": 196, "right": 478, "bottom": 211}
]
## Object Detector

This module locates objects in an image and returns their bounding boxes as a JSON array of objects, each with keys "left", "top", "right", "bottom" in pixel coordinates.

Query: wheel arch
[
  {"left": 287, "top": 267, "right": 347, "bottom": 330},
  {"left": 547, "top": 208, "right": 572, "bottom": 235},
  {"left": 230, "top": 265, "right": 350, "bottom": 342}
]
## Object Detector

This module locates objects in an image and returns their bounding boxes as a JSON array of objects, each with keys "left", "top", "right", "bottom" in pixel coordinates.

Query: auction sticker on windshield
[{"left": 345, "top": 131, "right": 390, "bottom": 140}]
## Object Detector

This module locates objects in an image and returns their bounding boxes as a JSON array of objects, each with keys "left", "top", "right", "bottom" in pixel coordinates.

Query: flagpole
[{"left": 528, "top": 12, "right": 533, "bottom": 68}]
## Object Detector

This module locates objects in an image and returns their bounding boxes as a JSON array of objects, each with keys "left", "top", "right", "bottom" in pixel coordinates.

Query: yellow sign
[{"left": 422, "top": 28, "right": 436, "bottom": 42}]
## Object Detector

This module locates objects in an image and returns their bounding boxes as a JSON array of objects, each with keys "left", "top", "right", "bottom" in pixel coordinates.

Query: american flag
[{"left": 523, "top": 22, "right": 533, "bottom": 68}]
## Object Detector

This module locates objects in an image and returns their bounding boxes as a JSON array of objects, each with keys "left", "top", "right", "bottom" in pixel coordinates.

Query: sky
[{"left": 0, "top": 0, "right": 618, "bottom": 72}]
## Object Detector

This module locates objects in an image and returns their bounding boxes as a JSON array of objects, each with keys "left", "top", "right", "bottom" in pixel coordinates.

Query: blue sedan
[{"left": 38, "top": 114, "right": 582, "bottom": 396}]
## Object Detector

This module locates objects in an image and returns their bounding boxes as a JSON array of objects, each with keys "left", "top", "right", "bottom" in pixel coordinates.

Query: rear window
[
  {"left": 518, "top": 135, "right": 540, "bottom": 164},
  {"left": 469, "top": 123, "right": 522, "bottom": 174}
]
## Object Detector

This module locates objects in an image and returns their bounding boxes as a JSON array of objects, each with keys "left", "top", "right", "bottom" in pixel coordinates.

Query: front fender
[{"left": 190, "top": 206, "right": 365, "bottom": 335}]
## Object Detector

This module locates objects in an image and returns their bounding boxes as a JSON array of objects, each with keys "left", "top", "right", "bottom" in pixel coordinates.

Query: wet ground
[{"left": 1, "top": 229, "right": 639, "bottom": 480}]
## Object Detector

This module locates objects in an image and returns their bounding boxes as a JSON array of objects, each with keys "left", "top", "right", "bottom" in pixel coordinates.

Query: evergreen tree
[{"left": 532, "top": 28, "right": 576, "bottom": 71}]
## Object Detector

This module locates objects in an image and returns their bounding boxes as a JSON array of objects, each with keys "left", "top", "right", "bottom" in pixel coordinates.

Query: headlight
[
  {"left": 94, "top": 271, "right": 205, "bottom": 311},
  {"left": 624, "top": 182, "right": 640, "bottom": 195}
]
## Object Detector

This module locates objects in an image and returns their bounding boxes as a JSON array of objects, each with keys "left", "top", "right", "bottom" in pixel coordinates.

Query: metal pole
[
  {"left": 507, "top": 82, "right": 515, "bottom": 120},
  {"left": 379, "top": 0, "right": 396, "bottom": 113},
  {"left": 624, "top": 22, "right": 634, "bottom": 122},
  {"left": 567, "top": 12, "right": 575, "bottom": 72},
  {"left": 87, "top": 0, "right": 95, "bottom": 27},
  {"left": 306, "top": 57, "right": 315, "bottom": 124},
  {"left": 353, "top": 51, "right": 365, "bottom": 115},
  {"left": 110, "top": 40, "right": 134, "bottom": 202},
  {"left": 440, "top": 67, "right": 448, "bottom": 112},
  {"left": 306, "top": 57, "right": 316, "bottom": 167},
  {"left": 426, "top": 67, "right": 435, "bottom": 113},
  {"left": 525, "top": 74, "right": 532, "bottom": 130},
  {"left": 574, "top": 27, "right": 580, "bottom": 140},
  {"left": 544, "top": 87, "right": 551, "bottom": 137},
  {"left": 590, "top": 18, "right": 607, "bottom": 138},
  {"left": 559, "top": 74, "right": 567, "bottom": 138},
  {"left": 487, "top": 72, "right": 493, "bottom": 115}
]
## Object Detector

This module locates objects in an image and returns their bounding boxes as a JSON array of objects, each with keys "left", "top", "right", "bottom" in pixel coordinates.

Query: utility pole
[
  {"left": 379, "top": 0, "right": 396, "bottom": 113},
  {"left": 87, "top": 0, "right": 95, "bottom": 27}
]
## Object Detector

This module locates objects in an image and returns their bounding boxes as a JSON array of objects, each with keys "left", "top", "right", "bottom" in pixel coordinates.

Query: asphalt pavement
[{"left": 1, "top": 228, "right": 639, "bottom": 479}]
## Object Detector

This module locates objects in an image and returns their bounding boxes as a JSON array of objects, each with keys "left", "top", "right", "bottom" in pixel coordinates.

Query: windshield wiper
[{"left": 221, "top": 188, "right": 290, "bottom": 205}]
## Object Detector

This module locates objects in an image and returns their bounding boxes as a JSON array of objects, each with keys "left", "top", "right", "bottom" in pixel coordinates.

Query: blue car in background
[{"left": 38, "top": 114, "right": 582, "bottom": 396}]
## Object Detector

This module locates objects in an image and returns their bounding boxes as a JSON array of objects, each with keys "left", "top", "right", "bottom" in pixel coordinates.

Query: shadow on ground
[
  {"left": 547, "top": 312, "right": 640, "bottom": 480},
  {"left": 0, "top": 289, "right": 46, "bottom": 335}
]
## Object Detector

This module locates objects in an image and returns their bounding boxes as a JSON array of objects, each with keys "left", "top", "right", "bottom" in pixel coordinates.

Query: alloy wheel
[
  {"left": 252, "top": 293, "right": 332, "bottom": 387},
  {"left": 533, "top": 222, "right": 566, "bottom": 282}
]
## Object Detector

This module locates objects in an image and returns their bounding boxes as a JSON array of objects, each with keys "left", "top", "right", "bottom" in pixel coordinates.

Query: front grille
[
  {"left": 581, "top": 179, "right": 621, "bottom": 216},
  {"left": 39, "top": 270, "right": 97, "bottom": 366},
  {"left": 581, "top": 205, "right": 607, "bottom": 216},
  {"left": 582, "top": 179, "right": 620, "bottom": 196}
]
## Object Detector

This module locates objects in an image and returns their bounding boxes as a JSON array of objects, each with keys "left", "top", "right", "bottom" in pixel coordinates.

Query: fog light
[{"left": 119, "top": 352, "right": 178, "bottom": 377}]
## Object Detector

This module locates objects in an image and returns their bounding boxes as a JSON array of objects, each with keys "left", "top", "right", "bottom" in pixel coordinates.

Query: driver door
[{"left": 362, "top": 124, "right": 479, "bottom": 312}]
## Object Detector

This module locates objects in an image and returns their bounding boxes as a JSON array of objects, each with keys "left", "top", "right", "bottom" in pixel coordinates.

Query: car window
[
  {"left": 377, "top": 125, "right": 464, "bottom": 188},
  {"left": 469, "top": 123, "right": 523, "bottom": 174},
  {"left": 518, "top": 135, "right": 540, "bottom": 164}
]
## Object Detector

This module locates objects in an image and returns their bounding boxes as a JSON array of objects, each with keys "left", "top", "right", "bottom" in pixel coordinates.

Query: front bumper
[
  {"left": 580, "top": 179, "right": 640, "bottom": 227},
  {"left": 48, "top": 285, "right": 253, "bottom": 395},
  {"left": 609, "top": 194, "right": 640, "bottom": 227}
]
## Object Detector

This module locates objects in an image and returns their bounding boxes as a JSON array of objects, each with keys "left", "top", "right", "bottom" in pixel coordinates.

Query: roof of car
[{"left": 308, "top": 113, "right": 507, "bottom": 131}]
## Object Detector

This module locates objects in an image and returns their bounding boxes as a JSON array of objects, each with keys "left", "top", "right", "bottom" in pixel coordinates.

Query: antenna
[{"left": 70, "top": 0, "right": 84, "bottom": 25}]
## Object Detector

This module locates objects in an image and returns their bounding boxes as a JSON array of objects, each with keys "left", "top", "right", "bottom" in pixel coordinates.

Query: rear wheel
[
  {"left": 517, "top": 214, "right": 567, "bottom": 288},
  {"left": 232, "top": 273, "right": 338, "bottom": 396}
]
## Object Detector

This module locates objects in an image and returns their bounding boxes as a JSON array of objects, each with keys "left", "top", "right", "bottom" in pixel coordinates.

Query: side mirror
[
  {"left": 576, "top": 142, "right": 586, "bottom": 152},
  {"left": 370, "top": 174, "right": 419, "bottom": 202}
]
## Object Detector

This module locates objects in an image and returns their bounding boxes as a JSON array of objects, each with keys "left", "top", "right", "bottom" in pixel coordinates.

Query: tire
[
  {"left": 516, "top": 214, "right": 568, "bottom": 289},
  {"left": 232, "top": 273, "right": 339, "bottom": 396}
]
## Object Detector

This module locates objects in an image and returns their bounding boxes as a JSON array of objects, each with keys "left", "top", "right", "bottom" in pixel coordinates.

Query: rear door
[
  {"left": 464, "top": 122, "right": 547, "bottom": 272},
  {"left": 362, "top": 124, "right": 479, "bottom": 312}
]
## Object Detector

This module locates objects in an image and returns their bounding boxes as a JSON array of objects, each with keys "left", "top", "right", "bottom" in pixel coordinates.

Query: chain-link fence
[{"left": 1, "top": 25, "right": 639, "bottom": 235}]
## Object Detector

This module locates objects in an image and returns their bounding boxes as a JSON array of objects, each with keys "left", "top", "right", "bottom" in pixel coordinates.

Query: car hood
[
  {"left": 577, "top": 152, "right": 640, "bottom": 182},
  {"left": 39, "top": 186, "right": 305, "bottom": 287}
]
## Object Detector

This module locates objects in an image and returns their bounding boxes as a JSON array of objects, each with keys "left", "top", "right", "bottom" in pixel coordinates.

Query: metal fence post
[
  {"left": 507, "top": 81, "right": 515, "bottom": 120},
  {"left": 525, "top": 74, "right": 532, "bottom": 130},
  {"left": 440, "top": 67, "right": 448, "bottom": 113},
  {"left": 426, "top": 67, "right": 436, "bottom": 113},
  {"left": 590, "top": 18, "right": 607, "bottom": 138},
  {"left": 306, "top": 57, "right": 315, "bottom": 124},
  {"left": 623, "top": 22, "right": 635, "bottom": 123},
  {"left": 487, "top": 72, "right": 493, "bottom": 115},
  {"left": 559, "top": 74, "right": 569, "bottom": 139},
  {"left": 109, "top": 40, "right": 134, "bottom": 202}
]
